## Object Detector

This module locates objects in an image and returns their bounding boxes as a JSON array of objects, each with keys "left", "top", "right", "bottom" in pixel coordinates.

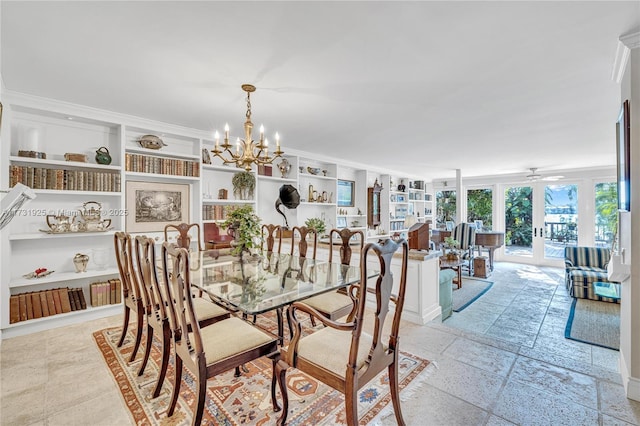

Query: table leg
[
  {"left": 275, "top": 307, "right": 284, "bottom": 346},
  {"left": 487, "top": 248, "right": 495, "bottom": 271}
]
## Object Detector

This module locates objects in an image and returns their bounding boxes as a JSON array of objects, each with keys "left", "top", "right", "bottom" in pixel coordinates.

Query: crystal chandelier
[{"left": 211, "top": 84, "right": 283, "bottom": 171}]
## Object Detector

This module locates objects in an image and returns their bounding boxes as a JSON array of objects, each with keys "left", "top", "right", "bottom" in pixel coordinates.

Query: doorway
[{"left": 502, "top": 182, "right": 579, "bottom": 266}]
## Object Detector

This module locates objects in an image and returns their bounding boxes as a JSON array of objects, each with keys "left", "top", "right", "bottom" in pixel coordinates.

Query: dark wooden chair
[
  {"left": 302, "top": 228, "right": 365, "bottom": 322},
  {"left": 114, "top": 231, "right": 145, "bottom": 363},
  {"left": 161, "top": 242, "right": 283, "bottom": 426},
  {"left": 164, "top": 222, "right": 203, "bottom": 251},
  {"left": 133, "top": 236, "right": 231, "bottom": 398},
  {"left": 276, "top": 238, "right": 410, "bottom": 426},
  {"left": 261, "top": 223, "right": 283, "bottom": 253},
  {"left": 290, "top": 225, "right": 318, "bottom": 258}
]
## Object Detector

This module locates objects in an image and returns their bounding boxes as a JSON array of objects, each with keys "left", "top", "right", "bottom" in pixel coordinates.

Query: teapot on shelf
[
  {"left": 46, "top": 214, "right": 75, "bottom": 233},
  {"left": 79, "top": 201, "right": 111, "bottom": 232},
  {"left": 95, "top": 146, "right": 112, "bottom": 165}
]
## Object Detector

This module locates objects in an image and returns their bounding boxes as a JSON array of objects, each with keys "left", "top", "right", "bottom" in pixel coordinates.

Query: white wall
[{"left": 617, "top": 31, "right": 640, "bottom": 402}]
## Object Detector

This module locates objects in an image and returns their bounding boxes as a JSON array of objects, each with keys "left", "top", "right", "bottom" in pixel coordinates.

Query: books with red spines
[
  {"left": 45, "top": 290, "right": 56, "bottom": 315},
  {"left": 52, "top": 289, "right": 62, "bottom": 314},
  {"left": 25, "top": 292, "right": 34, "bottom": 320},
  {"left": 18, "top": 294, "right": 28, "bottom": 322},
  {"left": 59, "top": 288, "right": 71, "bottom": 313},
  {"left": 31, "top": 292, "right": 43, "bottom": 319},
  {"left": 40, "top": 291, "right": 50, "bottom": 317},
  {"left": 9, "top": 295, "right": 20, "bottom": 324}
]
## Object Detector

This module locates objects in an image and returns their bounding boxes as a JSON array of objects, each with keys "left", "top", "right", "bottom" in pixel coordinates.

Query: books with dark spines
[
  {"left": 71, "top": 288, "right": 82, "bottom": 311},
  {"left": 31, "top": 292, "right": 43, "bottom": 319},
  {"left": 69, "top": 289, "right": 77, "bottom": 311},
  {"left": 40, "top": 291, "right": 50, "bottom": 317},
  {"left": 109, "top": 279, "right": 116, "bottom": 304},
  {"left": 9, "top": 295, "right": 20, "bottom": 324},
  {"left": 59, "top": 288, "right": 72, "bottom": 313},
  {"left": 77, "top": 288, "right": 87, "bottom": 309}
]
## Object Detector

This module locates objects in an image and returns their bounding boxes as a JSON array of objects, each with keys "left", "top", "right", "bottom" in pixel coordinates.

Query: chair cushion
[
  {"left": 303, "top": 292, "right": 353, "bottom": 314},
  {"left": 192, "top": 297, "right": 229, "bottom": 322},
  {"left": 198, "top": 317, "right": 275, "bottom": 364},
  {"left": 294, "top": 327, "right": 377, "bottom": 376},
  {"left": 564, "top": 247, "right": 610, "bottom": 270}
]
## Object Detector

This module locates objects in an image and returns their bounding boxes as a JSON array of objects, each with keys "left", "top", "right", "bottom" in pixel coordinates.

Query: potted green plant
[
  {"left": 232, "top": 171, "right": 256, "bottom": 200},
  {"left": 443, "top": 236, "right": 460, "bottom": 260},
  {"left": 222, "top": 205, "right": 262, "bottom": 256},
  {"left": 305, "top": 217, "right": 327, "bottom": 237}
]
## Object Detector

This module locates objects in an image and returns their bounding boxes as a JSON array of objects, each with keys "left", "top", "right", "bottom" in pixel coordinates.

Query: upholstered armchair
[{"left": 452, "top": 223, "right": 476, "bottom": 275}]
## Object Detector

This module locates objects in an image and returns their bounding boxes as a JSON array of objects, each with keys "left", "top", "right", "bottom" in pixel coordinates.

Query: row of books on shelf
[
  {"left": 202, "top": 204, "right": 230, "bottom": 221},
  {"left": 9, "top": 287, "right": 87, "bottom": 324},
  {"left": 9, "top": 166, "right": 121, "bottom": 192},
  {"left": 390, "top": 220, "right": 407, "bottom": 231},
  {"left": 125, "top": 153, "right": 200, "bottom": 177},
  {"left": 90, "top": 279, "right": 122, "bottom": 307}
]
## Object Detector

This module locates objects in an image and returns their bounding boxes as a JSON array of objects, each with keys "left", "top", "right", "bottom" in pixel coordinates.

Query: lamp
[
  {"left": 1, "top": 183, "right": 36, "bottom": 230},
  {"left": 211, "top": 84, "right": 283, "bottom": 171}
]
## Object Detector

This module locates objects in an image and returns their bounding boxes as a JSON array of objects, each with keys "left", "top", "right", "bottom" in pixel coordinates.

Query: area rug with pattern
[
  {"left": 565, "top": 298, "right": 620, "bottom": 350},
  {"left": 453, "top": 277, "right": 494, "bottom": 312},
  {"left": 93, "top": 313, "right": 431, "bottom": 425}
]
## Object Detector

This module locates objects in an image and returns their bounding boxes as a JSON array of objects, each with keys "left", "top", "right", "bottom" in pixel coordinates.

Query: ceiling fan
[{"left": 525, "top": 168, "right": 564, "bottom": 182}]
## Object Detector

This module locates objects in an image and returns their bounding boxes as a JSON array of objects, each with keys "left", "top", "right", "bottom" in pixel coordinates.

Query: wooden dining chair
[
  {"left": 261, "top": 223, "right": 283, "bottom": 253},
  {"left": 161, "top": 242, "right": 283, "bottom": 426},
  {"left": 275, "top": 238, "right": 410, "bottom": 426},
  {"left": 164, "top": 222, "right": 203, "bottom": 252},
  {"left": 302, "top": 228, "right": 365, "bottom": 323},
  {"left": 290, "top": 225, "right": 318, "bottom": 259},
  {"left": 133, "top": 236, "right": 231, "bottom": 399},
  {"left": 114, "top": 231, "right": 145, "bottom": 363}
]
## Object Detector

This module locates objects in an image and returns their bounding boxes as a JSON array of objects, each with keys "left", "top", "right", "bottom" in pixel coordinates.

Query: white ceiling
[{"left": 2, "top": 1, "right": 638, "bottom": 181}]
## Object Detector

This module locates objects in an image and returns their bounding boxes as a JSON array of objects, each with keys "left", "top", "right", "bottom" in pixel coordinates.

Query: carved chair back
[{"left": 164, "top": 222, "right": 203, "bottom": 252}]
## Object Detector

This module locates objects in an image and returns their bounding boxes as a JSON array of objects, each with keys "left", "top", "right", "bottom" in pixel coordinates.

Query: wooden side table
[{"left": 439, "top": 256, "right": 464, "bottom": 289}]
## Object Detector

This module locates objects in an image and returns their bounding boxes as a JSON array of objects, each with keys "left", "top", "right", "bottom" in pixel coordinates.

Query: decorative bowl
[
  {"left": 307, "top": 167, "right": 321, "bottom": 175},
  {"left": 138, "top": 134, "right": 167, "bottom": 150}
]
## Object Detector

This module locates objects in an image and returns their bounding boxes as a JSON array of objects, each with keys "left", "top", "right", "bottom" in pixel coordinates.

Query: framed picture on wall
[
  {"left": 617, "top": 99, "right": 631, "bottom": 212},
  {"left": 126, "top": 181, "right": 190, "bottom": 232},
  {"left": 337, "top": 179, "right": 355, "bottom": 207}
]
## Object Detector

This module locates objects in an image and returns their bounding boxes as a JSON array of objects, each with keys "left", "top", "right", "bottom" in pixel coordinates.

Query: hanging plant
[{"left": 232, "top": 171, "right": 256, "bottom": 200}]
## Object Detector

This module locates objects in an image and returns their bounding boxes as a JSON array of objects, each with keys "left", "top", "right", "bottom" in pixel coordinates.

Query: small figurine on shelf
[
  {"left": 23, "top": 267, "right": 54, "bottom": 279},
  {"left": 73, "top": 253, "right": 89, "bottom": 273},
  {"left": 397, "top": 180, "right": 406, "bottom": 192}
]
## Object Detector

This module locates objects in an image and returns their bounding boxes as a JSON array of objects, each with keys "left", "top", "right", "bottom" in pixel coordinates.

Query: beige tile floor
[{"left": 1, "top": 262, "right": 639, "bottom": 425}]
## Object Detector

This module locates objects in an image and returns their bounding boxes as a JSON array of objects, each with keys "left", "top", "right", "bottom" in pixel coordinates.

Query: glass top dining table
[{"left": 188, "top": 250, "right": 369, "bottom": 343}]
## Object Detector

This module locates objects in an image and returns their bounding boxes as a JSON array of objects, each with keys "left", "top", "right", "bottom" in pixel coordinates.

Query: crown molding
[{"left": 612, "top": 32, "right": 640, "bottom": 84}]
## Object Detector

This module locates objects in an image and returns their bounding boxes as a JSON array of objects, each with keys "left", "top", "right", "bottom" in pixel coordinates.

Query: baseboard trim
[{"left": 619, "top": 350, "right": 640, "bottom": 402}]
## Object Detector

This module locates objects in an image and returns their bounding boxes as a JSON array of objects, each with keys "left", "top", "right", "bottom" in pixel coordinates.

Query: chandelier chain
[{"left": 245, "top": 91, "right": 252, "bottom": 120}]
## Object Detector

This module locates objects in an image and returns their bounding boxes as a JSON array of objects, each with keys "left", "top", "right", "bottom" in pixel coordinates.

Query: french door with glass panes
[{"left": 502, "top": 181, "right": 580, "bottom": 266}]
